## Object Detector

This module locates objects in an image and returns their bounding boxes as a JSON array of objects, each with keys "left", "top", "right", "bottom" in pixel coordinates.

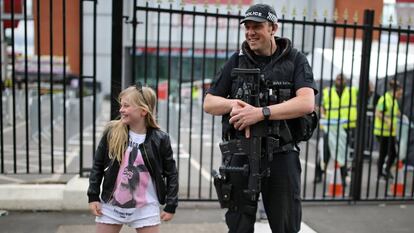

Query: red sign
[{"left": 4, "top": 0, "right": 23, "bottom": 29}]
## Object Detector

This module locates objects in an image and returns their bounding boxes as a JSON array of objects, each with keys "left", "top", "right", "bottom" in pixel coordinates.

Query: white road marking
[{"left": 255, "top": 221, "right": 317, "bottom": 233}]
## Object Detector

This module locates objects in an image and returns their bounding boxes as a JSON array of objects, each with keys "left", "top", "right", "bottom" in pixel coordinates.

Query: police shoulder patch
[{"left": 303, "top": 63, "right": 314, "bottom": 83}]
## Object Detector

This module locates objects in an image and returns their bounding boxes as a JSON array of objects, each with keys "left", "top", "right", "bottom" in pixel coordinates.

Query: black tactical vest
[{"left": 222, "top": 38, "right": 298, "bottom": 142}]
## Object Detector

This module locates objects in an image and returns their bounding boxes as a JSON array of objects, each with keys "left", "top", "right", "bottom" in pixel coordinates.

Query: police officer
[
  {"left": 374, "top": 79, "right": 403, "bottom": 179},
  {"left": 203, "top": 3, "right": 317, "bottom": 233},
  {"left": 315, "top": 74, "right": 358, "bottom": 184}
]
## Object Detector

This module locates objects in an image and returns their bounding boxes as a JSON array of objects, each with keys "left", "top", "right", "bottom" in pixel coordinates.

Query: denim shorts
[{"left": 96, "top": 203, "right": 160, "bottom": 229}]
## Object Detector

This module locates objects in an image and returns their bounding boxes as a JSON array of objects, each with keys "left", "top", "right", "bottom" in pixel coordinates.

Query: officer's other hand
[
  {"left": 160, "top": 211, "right": 174, "bottom": 221},
  {"left": 229, "top": 104, "right": 261, "bottom": 131},
  {"left": 230, "top": 99, "right": 245, "bottom": 111},
  {"left": 89, "top": 201, "right": 103, "bottom": 216}
]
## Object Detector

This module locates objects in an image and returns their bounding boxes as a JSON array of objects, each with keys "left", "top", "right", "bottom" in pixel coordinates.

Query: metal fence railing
[
  {"left": 2, "top": 0, "right": 414, "bottom": 203},
  {"left": 0, "top": 0, "right": 100, "bottom": 178},
  {"left": 127, "top": 2, "right": 414, "bottom": 202}
]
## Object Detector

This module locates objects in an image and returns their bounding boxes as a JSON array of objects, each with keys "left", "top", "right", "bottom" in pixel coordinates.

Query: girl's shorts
[{"left": 96, "top": 203, "right": 160, "bottom": 229}]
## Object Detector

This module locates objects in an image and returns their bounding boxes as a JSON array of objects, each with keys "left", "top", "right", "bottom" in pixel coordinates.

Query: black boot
[
  {"left": 340, "top": 166, "right": 348, "bottom": 187},
  {"left": 314, "top": 164, "right": 324, "bottom": 183}
]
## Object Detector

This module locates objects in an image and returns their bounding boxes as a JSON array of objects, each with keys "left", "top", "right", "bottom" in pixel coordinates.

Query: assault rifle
[{"left": 213, "top": 68, "right": 292, "bottom": 203}]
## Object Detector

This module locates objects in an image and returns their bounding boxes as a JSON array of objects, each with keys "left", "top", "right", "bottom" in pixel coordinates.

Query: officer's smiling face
[{"left": 244, "top": 21, "right": 274, "bottom": 56}]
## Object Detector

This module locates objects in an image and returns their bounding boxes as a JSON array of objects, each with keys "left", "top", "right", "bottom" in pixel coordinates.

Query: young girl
[{"left": 88, "top": 84, "right": 178, "bottom": 233}]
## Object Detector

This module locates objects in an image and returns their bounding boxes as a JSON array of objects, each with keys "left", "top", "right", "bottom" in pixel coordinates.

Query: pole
[
  {"left": 351, "top": 9, "right": 375, "bottom": 201},
  {"left": 110, "top": 0, "right": 123, "bottom": 120}
]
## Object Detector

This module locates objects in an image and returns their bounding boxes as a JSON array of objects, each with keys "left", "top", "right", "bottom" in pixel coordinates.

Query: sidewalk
[
  {"left": 1, "top": 175, "right": 414, "bottom": 233},
  {"left": 0, "top": 175, "right": 317, "bottom": 233},
  {"left": 0, "top": 208, "right": 316, "bottom": 233},
  {"left": 2, "top": 203, "right": 414, "bottom": 233}
]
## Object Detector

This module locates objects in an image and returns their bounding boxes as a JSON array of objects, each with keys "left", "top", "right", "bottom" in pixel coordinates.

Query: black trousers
[
  {"left": 376, "top": 136, "right": 397, "bottom": 176},
  {"left": 225, "top": 150, "right": 302, "bottom": 233}
]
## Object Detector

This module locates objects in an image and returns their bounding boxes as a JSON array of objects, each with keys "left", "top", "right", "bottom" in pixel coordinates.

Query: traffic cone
[
  {"left": 328, "top": 161, "right": 344, "bottom": 197},
  {"left": 390, "top": 160, "right": 405, "bottom": 197}
]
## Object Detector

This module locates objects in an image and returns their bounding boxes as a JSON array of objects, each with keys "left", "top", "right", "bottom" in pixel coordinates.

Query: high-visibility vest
[
  {"left": 374, "top": 92, "right": 400, "bottom": 137},
  {"left": 322, "top": 87, "right": 358, "bottom": 128},
  {"left": 192, "top": 86, "right": 199, "bottom": 100}
]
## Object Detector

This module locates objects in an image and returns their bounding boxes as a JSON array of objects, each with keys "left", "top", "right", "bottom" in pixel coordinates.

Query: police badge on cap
[{"left": 240, "top": 4, "right": 278, "bottom": 24}]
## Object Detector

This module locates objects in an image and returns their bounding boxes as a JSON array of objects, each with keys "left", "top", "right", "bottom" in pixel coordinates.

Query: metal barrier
[
  {"left": 0, "top": 0, "right": 100, "bottom": 176},
  {"left": 1, "top": 0, "right": 413, "bottom": 203},
  {"left": 128, "top": 2, "right": 414, "bottom": 202}
]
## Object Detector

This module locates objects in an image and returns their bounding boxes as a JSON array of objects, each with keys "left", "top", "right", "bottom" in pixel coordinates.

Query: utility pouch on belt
[
  {"left": 212, "top": 170, "right": 232, "bottom": 208},
  {"left": 287, "top": 110, "right": 318, "bottom": 142}
]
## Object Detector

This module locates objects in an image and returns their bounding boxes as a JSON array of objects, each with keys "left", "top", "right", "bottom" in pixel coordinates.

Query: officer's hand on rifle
[{"left": 229, "top": 102, "right": 263, "bottom": 138}]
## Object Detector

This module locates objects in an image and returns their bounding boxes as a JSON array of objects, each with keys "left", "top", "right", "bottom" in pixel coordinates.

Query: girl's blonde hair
[{"left": 106, "top": 85, "right": 159, "bottom": 162}]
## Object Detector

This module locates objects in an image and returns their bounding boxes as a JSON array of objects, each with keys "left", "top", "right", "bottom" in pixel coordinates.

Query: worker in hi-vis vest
[
  {"left": 374, "top": 79, "right": 403, "bottom": 180},
  {"left": 315, "top": 74, "right": 358, "bottom": 185}
]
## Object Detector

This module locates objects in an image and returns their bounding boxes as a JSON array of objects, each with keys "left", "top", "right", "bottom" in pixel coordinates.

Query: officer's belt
[{"left": 270, "top": 142, "right": 297, "bottom": 153}]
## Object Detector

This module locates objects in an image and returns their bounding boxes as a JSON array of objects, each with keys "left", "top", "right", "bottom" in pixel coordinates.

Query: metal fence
[
  {"left": 128, "top": 2, "right": 414, "bottom": 202},
  {"left": 0, "top": 0, "right": 100, "bottom": 177},
  {"left": 1, "top": 0, "right": 414, "bottom": 203}
]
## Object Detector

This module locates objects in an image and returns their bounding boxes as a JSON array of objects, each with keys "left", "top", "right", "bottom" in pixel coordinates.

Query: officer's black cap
[{"left": 240, "top": 4, "right": 278, "bottom": 24}]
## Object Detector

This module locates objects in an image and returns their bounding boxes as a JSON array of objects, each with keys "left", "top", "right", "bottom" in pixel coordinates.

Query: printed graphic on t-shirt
[{"left": 110, "top": 139, "right": 157, "bottom": 208}]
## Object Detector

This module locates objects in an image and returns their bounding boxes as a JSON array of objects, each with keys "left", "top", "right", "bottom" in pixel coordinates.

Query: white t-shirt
[{"left": 109, "top": 130, "right": 159, "bottom": 219}]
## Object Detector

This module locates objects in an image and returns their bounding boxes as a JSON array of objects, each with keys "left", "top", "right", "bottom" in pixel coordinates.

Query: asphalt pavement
[
  {"left": 1, "top": 202, "right": 414, "bottom": 233},
  {"left": 302, "top": 202, "right": 414, "bottom": 233}
]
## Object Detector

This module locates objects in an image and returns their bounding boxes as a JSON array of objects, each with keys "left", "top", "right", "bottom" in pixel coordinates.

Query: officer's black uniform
[{"left": 207, "top": 36, "right": 317, "bottom": 233}]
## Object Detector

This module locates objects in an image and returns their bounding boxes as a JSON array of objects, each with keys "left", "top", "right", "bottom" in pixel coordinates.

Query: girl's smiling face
[{"left": 119, "top": 96, "right": 146, "bottom": 128}]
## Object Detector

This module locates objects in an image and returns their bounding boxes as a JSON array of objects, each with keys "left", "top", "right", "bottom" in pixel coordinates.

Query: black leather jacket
[{"left": 87, "top": 127, "right": 178, "bottom": 213}]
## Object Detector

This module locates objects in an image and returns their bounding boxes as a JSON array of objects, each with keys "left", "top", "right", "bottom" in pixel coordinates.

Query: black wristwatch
[{"left": 262, "top": 106, "right": 271, "bottom": 120}]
